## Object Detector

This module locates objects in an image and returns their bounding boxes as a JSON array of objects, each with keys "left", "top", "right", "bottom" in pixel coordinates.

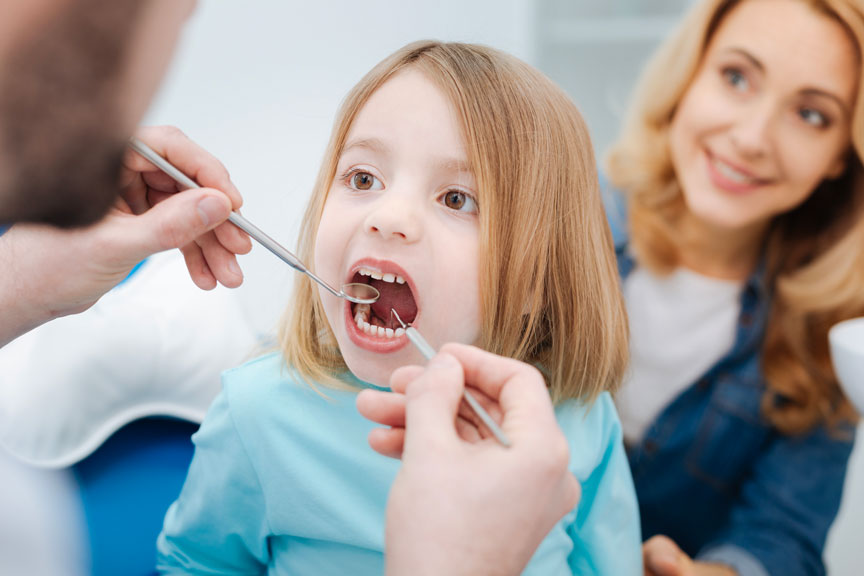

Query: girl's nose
[{"left": 364, "top": 193, "right": 422, "bottom": 243}]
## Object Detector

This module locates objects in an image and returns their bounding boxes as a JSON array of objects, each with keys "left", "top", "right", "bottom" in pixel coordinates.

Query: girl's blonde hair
[
  {"left": 607, "top": 0, "right": 864, "bottom": 434},
  {"left": 279, "top": 40, "right": 629, "bottom": 404}
]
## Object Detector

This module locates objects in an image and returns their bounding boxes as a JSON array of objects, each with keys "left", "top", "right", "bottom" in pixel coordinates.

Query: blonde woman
[
  {"left": 157, "top": 41, "right": 640, "bottom": 575},
  {"left": 606, "top": 0, "right": 864, "bottom": 575}
]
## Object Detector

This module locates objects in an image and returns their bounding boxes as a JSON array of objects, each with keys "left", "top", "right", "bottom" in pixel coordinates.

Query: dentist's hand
[
  {"left": 0, "top": 126, "right": 251, "bottom": 347},
  {"left": 357, "top": 343, "right": 581, "bottom": 576}
]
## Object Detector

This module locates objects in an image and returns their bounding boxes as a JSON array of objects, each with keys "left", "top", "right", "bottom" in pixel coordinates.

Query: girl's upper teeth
[{"left": 358, "top": 267, "right": 405, "bottom": 284}]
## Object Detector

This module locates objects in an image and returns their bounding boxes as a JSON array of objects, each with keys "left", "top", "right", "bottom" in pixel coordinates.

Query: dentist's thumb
[
  {"left": 402, "top": 352, "right": 466, "bottom": 456},
  {"left": 119, "top": 188, "right": 232, "bottom": 259}
]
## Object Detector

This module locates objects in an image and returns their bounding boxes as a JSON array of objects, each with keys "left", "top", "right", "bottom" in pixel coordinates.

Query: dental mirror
[{"left": 127, "top": 137, "right": 379, "bottom": 305}]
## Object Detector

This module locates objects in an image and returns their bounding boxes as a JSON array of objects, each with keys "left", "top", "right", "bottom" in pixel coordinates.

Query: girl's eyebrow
[
  {"left": 434, "top": 157, "right": 473, "bottom": 175},
  {"left": 342, "top": 137, "right": 389, "bottom": 155},
  {"left": 342, "top": 137, "right": 472, "bottom": 173}
]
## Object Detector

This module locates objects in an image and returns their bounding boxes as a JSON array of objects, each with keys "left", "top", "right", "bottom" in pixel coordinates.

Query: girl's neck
[{"left": 677, "top": 211, "right": 769, "bottom": 282}]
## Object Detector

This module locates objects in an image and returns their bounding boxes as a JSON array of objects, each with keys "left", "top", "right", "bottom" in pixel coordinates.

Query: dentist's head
[{"left": 0, "top": 0, "right": 196, "bottom": 227}]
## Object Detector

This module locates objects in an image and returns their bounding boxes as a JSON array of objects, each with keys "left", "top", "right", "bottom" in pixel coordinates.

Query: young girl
[
  {"left": 157, "top": 41, "right": 640, "bottom": 575},
  {"left": 605, "top": 0, "right": 864, "bottom": 574}
]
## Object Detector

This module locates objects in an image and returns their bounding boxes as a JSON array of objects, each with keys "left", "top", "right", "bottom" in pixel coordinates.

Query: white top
[{"left": 616, "top": 266, "right": 743, "bottom": 444}]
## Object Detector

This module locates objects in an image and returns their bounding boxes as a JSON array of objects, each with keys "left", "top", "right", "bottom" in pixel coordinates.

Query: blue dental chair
[{"left": 74, "top": 418, "right": 198, "bottom": 576}]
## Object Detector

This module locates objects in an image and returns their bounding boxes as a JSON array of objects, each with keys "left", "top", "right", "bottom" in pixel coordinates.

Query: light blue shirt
[{"left": 157, "top": 352, "right": 642, "bottom": 575}]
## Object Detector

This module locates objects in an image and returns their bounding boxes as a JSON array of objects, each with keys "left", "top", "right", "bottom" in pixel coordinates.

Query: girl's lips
[
  {"left": 344, "top": 302, "right": 410, "bottom": 353},
  {"left": 345, "top": 258, "right": 416, "bottom": 290}
]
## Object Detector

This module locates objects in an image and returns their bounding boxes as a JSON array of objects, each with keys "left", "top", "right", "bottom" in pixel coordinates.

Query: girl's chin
[{"left": 344, "top": 362, "right": 392, "bottom": 388}]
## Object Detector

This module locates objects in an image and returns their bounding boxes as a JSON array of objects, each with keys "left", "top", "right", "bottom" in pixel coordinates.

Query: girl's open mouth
[{"left": 349, "top": 265, "right": 418, "bottom": 339}]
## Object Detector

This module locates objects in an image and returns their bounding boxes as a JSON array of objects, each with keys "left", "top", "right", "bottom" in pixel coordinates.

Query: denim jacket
[{"left": 605, "top": 192, "right": 855, "bottom": 576}]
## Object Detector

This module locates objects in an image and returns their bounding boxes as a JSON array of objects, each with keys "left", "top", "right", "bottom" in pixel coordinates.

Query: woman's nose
[
  {"left": 730, "top": 102, "right": 775, "bottom": 158},
  {"left": 363, "top": 192, "right": 422, "bottom": 243}
]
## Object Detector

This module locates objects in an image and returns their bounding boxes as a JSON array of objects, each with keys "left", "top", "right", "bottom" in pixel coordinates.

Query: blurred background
[{"left": 1, "top": 0, "right": 862, "bottom": 574}]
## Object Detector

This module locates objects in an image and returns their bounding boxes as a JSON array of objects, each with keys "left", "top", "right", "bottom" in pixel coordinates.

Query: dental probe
[
  {"left": 127, "top": 137, "right": 379, "bottom": 305},
  {"left": 391, "top": 309, "right": 511, "bottom": 448}
]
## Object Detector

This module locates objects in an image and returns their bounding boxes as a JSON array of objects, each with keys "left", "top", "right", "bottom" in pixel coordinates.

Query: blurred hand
[
  {"left": 358, "top": 343, "right": 581, "bottom": 576},
  {"left": 643, "top": 536, "right": 737, "bottom": 576},
  {"left": 0, "top": 126, "right": 251, "bottom": 347}
]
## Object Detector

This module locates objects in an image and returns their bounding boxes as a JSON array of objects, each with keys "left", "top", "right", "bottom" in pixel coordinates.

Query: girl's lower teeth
[{"left": 354, "top": 310, "right": 406, "bottom": 339}]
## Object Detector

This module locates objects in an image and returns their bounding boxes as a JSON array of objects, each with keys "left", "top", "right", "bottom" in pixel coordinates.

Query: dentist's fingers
[
  {"left": 359, "top": 386, "right": 492, "bottom": 459},
  {"left": 195, "top": 230, "right": 244, "bottom": 288},
  {"left": 146, "top": 187, "right": 252, "bottom": 256},
  {"left": 389, "top": 365, "right": 425, "bottom": 394},
  {"left": 401, "top": 353, "right": 466, "bottom": 456},
  {"left": 180, "top": 239, "right": 217, "bottom": 290},
  {"left": 115, "top": 126, "right": 252, "bottom": 289},
  {"left": 362, "top": 355, "right": 466, "bottom": 458},
  {"left": 439, "top": 343, "right": 557, "bottom": 438},
  {"left": 456, "top": 387, "right": 503, "bottom": 434},
  {"left": 367, "top": 427, "right": 405, "bottom": 459},
  {"left": 357, "top": 388, "right": 406, "bottom": 428},
  {"left": 392, "top": 362, "right": 503, "bottom": 432},
  {"left": 107, "top": 187, "right": 231, "bottom": 267},
  {"left": 438, "top": 342, "right": 543, "bottom": 401},
  {"left": 122, "top": 126, "right": 243, "bottom": 210},
  {"left": 365, "top": 414, "right": 488, "bottom": 460},
  {"left": 213, "top": 219, "right": 253, "bottom": 256}
]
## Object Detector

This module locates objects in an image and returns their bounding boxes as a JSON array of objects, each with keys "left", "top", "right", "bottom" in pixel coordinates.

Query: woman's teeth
[
  {"left": 711, "top": 156, "right": 760, "bottom": 184},
  {"left": 357, "top": 267, "right": 405, "bottom": 285},
  {"left": 354, "top": 303, "right": 406, "bottom": 339}
]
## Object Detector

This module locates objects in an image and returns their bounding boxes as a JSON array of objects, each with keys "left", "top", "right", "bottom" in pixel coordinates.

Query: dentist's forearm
[
  {"left": 0, "top": 225, "right": 92, "bottom": 348},
  {"left": 0, "top": 238, "right": 53, "bottom": 347}
]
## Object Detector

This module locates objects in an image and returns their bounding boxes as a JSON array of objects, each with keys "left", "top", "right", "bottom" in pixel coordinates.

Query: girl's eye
[
  {"left": 799, "top": 107, "right": 829, "bottom": 128},
  {"left": 439, "top": 190, "right": 478, "bottom": 214},
  {"left": 721, "top": 67, "right": 749, "bottom": 92},
  {"left": 348, "top": 171, "right": 383, "bottom": 191}
]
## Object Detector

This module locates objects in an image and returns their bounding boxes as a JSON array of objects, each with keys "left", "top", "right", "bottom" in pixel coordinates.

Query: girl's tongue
[{"left": 368, "top": 278, "right": 417, "bottom": 328}]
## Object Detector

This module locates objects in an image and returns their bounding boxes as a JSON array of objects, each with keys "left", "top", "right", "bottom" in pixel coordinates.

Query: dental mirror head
[{"left": 339, "top": 282, "right": 380, "bottom": 305}]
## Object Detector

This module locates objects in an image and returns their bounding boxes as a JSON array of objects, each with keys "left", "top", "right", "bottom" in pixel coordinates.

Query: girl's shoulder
[
  {"left": 219, "top": 352, "right": 351, "bottom": 417},
  {"left": 206, "top": 354, "right": 364, "bottom": 460},
  {"left": 222, "top": 350, "right": 289, "bottom": 385},
  {"left": 554, "top": 391, "right": 620, "bottom": 431},
  {"left": 554, "top": 392, "right": 625, "bottom": 480}
]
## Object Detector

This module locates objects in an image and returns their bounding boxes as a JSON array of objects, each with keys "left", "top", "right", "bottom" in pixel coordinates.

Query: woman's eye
[
  {"left": 440, "top": 190, "right": 478, "bottom": 214},
  {"left": 722, "top": 67, "right": 749, "bottom": 92},
  {"left": 799, "top": 107, "right": 829, "bottom": 128},
  {"left": 348, "top": 171, "right": 383, "bottom": 191}
]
